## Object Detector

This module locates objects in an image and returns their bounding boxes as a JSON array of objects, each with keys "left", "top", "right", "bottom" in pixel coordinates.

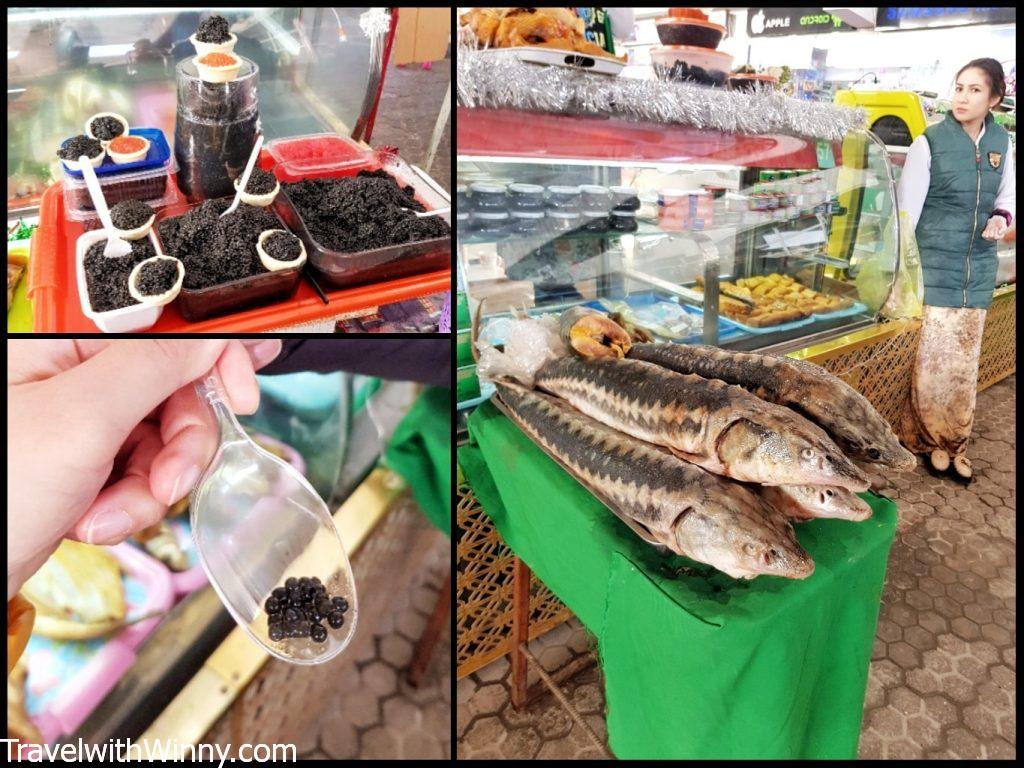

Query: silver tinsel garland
[{"left": 457, "top": 44, "right": 867, "bottom": 142}]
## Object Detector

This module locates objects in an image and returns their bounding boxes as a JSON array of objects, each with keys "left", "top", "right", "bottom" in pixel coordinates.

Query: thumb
[{"left": 54, "top": 340, "right": 234, "bottom": 443}]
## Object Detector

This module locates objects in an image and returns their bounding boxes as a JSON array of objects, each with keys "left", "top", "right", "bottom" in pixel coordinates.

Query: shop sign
[
  {"left": 876, "top": 7, "right": 1016, "bottom": 29},
  {"left": 746, "top": 8, "right": 858, "bottom": 37}
]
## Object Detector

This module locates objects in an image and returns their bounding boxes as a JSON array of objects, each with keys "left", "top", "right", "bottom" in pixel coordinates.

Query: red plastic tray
[{"left": 28, "top": 147, "right": 451, "bottom": 333}]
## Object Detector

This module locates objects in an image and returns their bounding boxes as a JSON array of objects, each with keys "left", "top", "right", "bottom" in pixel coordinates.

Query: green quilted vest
[{"left": 915, "top": 111, "right": 1009, "bottom": 309}]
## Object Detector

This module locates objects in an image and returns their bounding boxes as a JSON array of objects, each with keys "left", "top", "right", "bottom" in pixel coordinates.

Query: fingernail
[
  {"left": 86, "top": 509, "right": 134, "bottom": 545},
  {"left": 249, "top": 340, "right": 281, "bottom": 368},
  {"left": 169, "top": 464, "right": 201, "bottom": 505}
]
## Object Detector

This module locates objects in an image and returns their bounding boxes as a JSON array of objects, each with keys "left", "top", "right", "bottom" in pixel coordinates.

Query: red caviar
[
  {"left": 199, "top": 52, "right": 238, "bottom": 67},
  {"left": 108, "top": 135, "right": 147, "bottom": 154}
]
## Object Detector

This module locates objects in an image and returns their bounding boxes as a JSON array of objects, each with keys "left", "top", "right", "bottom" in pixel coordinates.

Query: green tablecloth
[
  {"left": 385, "top": 386, "right": 451, "bottom": 535},
  {"left": 461, "top": 399, "right": 897, "bottom": 759}
]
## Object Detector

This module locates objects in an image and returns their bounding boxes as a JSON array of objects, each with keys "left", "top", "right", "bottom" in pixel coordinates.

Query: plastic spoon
[
  {"left": 222, "top": 134, "right": 265, "bottom": 218},
  {"left": 402, "top": 205, "right": 451, "bottom": 218},
  {"left": 189, "top": 372, "right": 357, "bottom": 664},
  {"left": 79, "top": 155, "right": 132, "bottom": 258}
]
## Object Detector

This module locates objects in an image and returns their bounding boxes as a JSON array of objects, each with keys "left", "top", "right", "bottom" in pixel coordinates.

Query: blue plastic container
[{"left": 61, "top": 128, "right": 171, "bottom": 178}]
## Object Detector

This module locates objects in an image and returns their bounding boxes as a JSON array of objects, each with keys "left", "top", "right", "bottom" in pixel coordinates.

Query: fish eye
[
  {"left": 825, "top": 488, "right": 834, "bottom": 498},
  {"left": 868, "top": 447, "right": 882, "bottom": 460},
  {"left": 801, "top": 448, "right": 815, "bottom": 460},
  {"left": 744, "top": 543, "right": 758, "bottom": 556}
]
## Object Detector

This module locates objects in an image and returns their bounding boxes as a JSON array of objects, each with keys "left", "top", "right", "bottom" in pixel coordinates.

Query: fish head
[
  {"left": 718, "top": 418, "right": 869, "bottom": 492},
  {"left": 674, "top": 501, "right": 815, "bottom": 580},
  {"left": 855, "top": 436, "right": 918, "bottom": 472},
  {"left": 791, "top": 485, "right": 873, "bottom": 522}
]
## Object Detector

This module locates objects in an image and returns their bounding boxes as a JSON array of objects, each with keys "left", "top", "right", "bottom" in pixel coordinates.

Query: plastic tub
[
  {"left": 265, "top": 133, "right": 373, "bottom": 179},
  {"left": 655, "top": 11, "right": 725, "bottom": 48},
  {"left": 651, "top": 46, "right": 733, "bottom": 87},
  {"left": 153, "top": 197, "right": 303, "bottom": 322},
  {"left": 64, "top": 160, "right": 180, "bottom": 229},
  {"left": 272, "top": 151, "right": 451, "bottom": 289},
  {"left": 75, "top": 229, "right": 166, "bottom": 333}
]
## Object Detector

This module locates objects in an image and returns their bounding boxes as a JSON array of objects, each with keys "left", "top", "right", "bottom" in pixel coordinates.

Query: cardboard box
[{"left": 392, "top": 8, "right": 450, "bottom": 65}]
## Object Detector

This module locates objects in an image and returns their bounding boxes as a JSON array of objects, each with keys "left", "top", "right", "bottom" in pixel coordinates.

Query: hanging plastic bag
[{"left": 880, "top": 210, "right": 924, "bottom": 320}]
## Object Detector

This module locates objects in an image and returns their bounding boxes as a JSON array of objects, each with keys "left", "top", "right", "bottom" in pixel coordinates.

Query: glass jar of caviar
[
  {"left": 509, "top": 210, "right": 547, "bottom": 235},
  {"left": 470, "top": 182, "right": 508, "bottom": 212},
  {"left": 546, "top": 185, "right": 582, "bottom": 212},
  {"left": 580, "top": 184, "right": 612, "bottom": 211},
  {"left": 610, "top": 185, "right": 641, "bottom": 211},
  {"left": 456, "top": 184, "right": 469, "bottom": 212},
  {"left": 609, "top": 209, "right": 639, "bottom": 233},
  {"left": 581, "top": 210, "right": 610, "bottom": 233},
  {"left": 471, "top": 211, "right": 510, "bottom": 238},
  {"left": 507, "top": 182, "right": 545, "bottom": 212},
  {"left": 546, "top": 209, "right": 583, "bottom": 234}
]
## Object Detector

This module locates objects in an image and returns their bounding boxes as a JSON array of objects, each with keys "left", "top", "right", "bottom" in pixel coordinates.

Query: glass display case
[
  {"left": 457, "top": 108, "right": 900, "bottom": 354},
  {"left": 7, "top": 7, "right": 386, "bottom": 216}
]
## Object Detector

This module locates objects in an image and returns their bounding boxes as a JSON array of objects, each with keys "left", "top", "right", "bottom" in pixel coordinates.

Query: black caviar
[
  {"left": 136, "top": 259, "right": 179, "bottom": 296},
  {"left": 243, "top": 168, "right": 278, "bottom": 195},
  {"left": 282, "top": 169, "right": 450, "bottom": 254},
  {"left": 58, "top": 135, "right": 103, "bottom": 161},
  {"left": 83, "top": 237, "right": 156, "bottom": 312},
  {"left": 196, "top": 14, "right": 231, "bottom": 43},
  {"left": 110, "top": 199, "right": 155, "bottom": 231},
  {"left": 157, "top": 200, "right": 279, "bottom": 289},
  {"left": 90, "top": 116, "right": 125, "bottom": 141},
  {"left": 262, "top": 230, "right": 301, "bottom": 261},
  {"left": 264, "top": 575, "right": 351, "bottom": 644}
]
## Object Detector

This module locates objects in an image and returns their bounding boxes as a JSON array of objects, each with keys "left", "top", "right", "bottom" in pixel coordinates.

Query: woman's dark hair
[{"left": 956, "top": 58, "right": 1007, "bottom": 102}]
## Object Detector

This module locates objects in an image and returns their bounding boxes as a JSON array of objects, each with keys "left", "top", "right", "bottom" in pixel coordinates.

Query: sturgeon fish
[
  {"left": 559, "top": 306, "right": 632, "bottom": 359},
  {"left": 760, "top": 484, "right": 872, "bottom": 522},
  {"left": 496, "top": 382, "right": 815, "bottom": 580},
  {"left": 627, "top": 343, "right": 917, "bottom": 471},
  {"left": 534, "top": 356, "right": 870, "bottom": 491}
]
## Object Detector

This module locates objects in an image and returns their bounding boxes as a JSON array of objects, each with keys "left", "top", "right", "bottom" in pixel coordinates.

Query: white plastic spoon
[
  {"left": 79, "top": 156, "right": 132, "bottom": 258},
  {"left": 402, "top": 205, "right": 451, "bottom": 218},
  {"left": 222, "top": 134, "right": 265, "bottom": 218}
]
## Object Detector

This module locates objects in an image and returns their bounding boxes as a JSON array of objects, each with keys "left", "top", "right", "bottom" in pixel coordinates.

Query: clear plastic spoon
[{"left": 189, "top": 372, "right": 357, "bottom": 664}]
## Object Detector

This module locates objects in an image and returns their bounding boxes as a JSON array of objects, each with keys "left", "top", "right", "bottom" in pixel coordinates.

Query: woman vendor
[{"left": 897, "top": 58, "right": 1015, "bottom": 481}]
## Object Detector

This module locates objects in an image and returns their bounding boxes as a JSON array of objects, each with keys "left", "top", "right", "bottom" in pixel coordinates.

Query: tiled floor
[
  {"left": 300, "top": 533, "right": 451, "bottom": 759},
  {"left": 456, "top": 374, "right": 1016, "bottom": 759},
  {"left": 372, "top": 54, "right": 451, "bottom": 192}
]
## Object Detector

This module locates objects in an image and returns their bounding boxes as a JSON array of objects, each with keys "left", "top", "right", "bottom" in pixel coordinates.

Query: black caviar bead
[
  {"left": 283, "top": 607, "right": 300, "bottom": 623},
  {"left": 332, "top": 596, "right": 349, "bottom": 613},
  {"left": 268, "top": 624, "right": 285, "bottom": 642},
  {"left": 298, "top": 576, "right": 311, "bottom": 588},
  {"left": 265, "top": 597, "right": 282, "bottom": 615},
  {"left": 317, "top": 598, "right": 333, "bottom": 616},
  {"left": 288, "top": 586, "right": 303, "bottom": 603},
  {"left": 327, "top": 611, "right": 345, "bottom": 629},
  {"left": 272, "top": 587, "right": 288, "bottom": 601},
  {"left": 310, "top": 623, "right": 328, "bottom": 643},
  {"left": 290, "top": 623, "right": 307, "bottom": 638},
  {"left": 285, "top": 577, "right": 297, "bottom": 589},
  {"left": 311, "top": 576, "right": 322, "bottom": 587},
  {"left": 303, "top": 586, "right": 319, "bottom": 602}
]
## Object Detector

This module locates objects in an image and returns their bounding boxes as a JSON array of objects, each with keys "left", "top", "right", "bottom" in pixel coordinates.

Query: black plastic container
[{"left": 507, "top": 183, "right": 546, "bottom": 212}]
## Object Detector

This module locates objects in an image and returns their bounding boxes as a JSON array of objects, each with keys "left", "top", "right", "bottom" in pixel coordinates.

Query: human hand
[
  {"left": 982, "top": 215, "right": 1008, "bottom": 241},
  {"left": 6, "top": 339, "right": 282, "bottom": 600}
]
